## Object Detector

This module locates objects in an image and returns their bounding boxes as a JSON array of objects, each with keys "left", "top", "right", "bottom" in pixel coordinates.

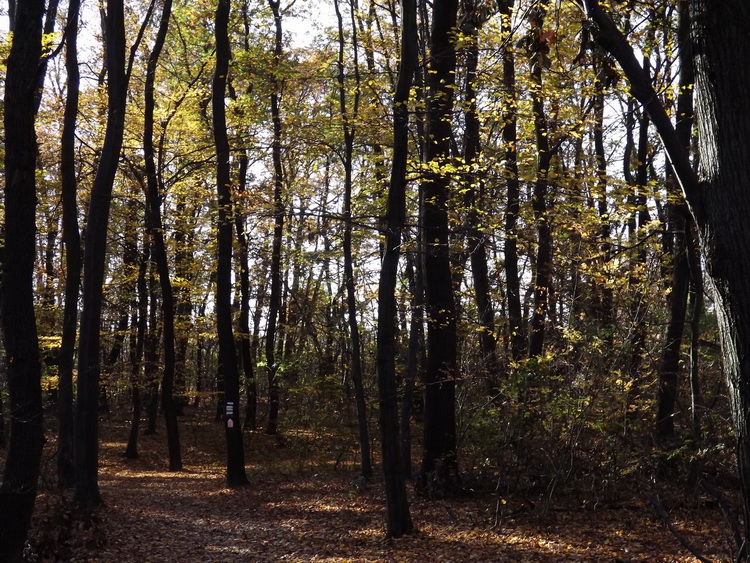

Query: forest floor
[{"left": 20, "top": 406, "right": 738, "bottom": 562}]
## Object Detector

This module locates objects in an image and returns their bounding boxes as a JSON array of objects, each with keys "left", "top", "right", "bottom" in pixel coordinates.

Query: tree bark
[
  {"left": 376, "top": 0, "right": 417, "bottom": 538},
  {"left": 143, "top": 0, "right": 182, "bottom": 472},
  {"left": 75, "top": 0, "right": 128, "bottom": 508},
  {"left": 499, "top": 0, "right": 524, "bottom": 362},
  {"left": 265, "top": 0, "right": 286, "bottom": 436},
  {"left": 334, "top": 0, "right": 373, "bottom": 482},
  {"left": 57, "top": 0, "right": 82, "bottom": 489},
  {"left": 213, "top": 0, "right": 248, "bottom": 487},
  {"left": 0, "top": 0, "right": 46, "bottom": 558},
  {"left": 418, "top": 0, "right": 460, "bottom": 495}
]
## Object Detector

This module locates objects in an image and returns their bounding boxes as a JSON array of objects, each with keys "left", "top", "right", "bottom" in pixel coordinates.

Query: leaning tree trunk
[
  {"left": 584, "top": 0, "right": 750, "bottom": 555},
  {"left": 213, "top": 0, "right": 248, "bottom": 488},
  {"left": 0, "top": 0, "right": 46, "bottom": 558}
]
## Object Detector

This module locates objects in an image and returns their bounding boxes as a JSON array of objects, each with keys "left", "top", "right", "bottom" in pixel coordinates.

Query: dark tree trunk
[
  {"left": 235, "top": 153, "right": 257, "bottom": 432},
  {"left": 231, "top": 3, "right": 257, "bottom": 433},
  {"left": 527, "top": 1, "right": 553, "bottom": 360},
  {"left": 419, "top": 0, "right": 460, "bottom": 494},
  {"left": 376, "top": 0, "right": 417, "bottom": 538},
  {"left": 334, "top": 0, "right": 373, "bottom": 482},
  {"left": 57, "top": 0, "right": 82, "bottom": 489},
  {"left": 213, "top": 0, "right": 248, "bottom": 488},
  {"left": 591, "top": 56, "right": 615, "bottom": 346},
  {"left": 124, "top": 255, "right": 149, "bottom": 459},
  {"left": 655, "top": 203, "right": 690, "bottom": 444},
  {"left": 462, "top": 2, "right": 500, "bottom": 391},
  {"left": 401, "top": 250, "right": 425, "bottom": 480},
  {"left": 585, "top": 0, "right": 750, "bottom": 554},
  {"left": 265, "top": 0, "right": 285, "bottom": 436},
  {"left": 499, "top": 0, "right": 524, "bottom": 362},
  {"left": 0, "top": 0, "right": 46, "bottom": 558},
  {"left": 143, "top": 259, "right": 160, "bottom": 436},
  {"left": 75, "top": 0, "right": 128, "bottom": 508},
  {"left": 655, "top": 0, "right": 694, "bottom": 447},
  {"left": 143, "top": 0, "right": 181, "bottom": 472}
]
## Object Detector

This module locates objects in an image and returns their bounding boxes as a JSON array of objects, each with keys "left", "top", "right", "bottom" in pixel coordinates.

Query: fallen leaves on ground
[{"left": 25, "top": 413, "right": 734, "bottom": 562}]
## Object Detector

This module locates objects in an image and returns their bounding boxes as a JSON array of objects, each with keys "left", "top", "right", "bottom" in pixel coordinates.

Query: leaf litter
[{"left": 22, "top": 412, "right": 733, "bottom": 562}]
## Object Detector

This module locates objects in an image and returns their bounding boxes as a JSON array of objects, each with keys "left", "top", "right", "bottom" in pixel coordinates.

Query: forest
[{"left": 1, "top": 0, "right": 750, "bottom": 560}]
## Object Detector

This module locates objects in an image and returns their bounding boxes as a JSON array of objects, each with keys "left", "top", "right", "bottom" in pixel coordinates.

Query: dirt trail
[{"left": 24, "top": 418, "right": 731, "bottom": 561}]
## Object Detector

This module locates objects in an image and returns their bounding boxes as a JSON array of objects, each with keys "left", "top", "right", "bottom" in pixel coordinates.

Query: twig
[
  {"left": 699, "top": 477, "right": 744, "bottom": 553},
  {"left": 641, "top": 489, "right": 712, "bottom": 563}
]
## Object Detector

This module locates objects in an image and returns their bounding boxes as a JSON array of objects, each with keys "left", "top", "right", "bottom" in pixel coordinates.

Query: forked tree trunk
[
  {"left": 655, "top": 0, "right": 694, "bottom": 447},
  {"left": 527, "top": 1, "right": 553, "bottom": 361}
]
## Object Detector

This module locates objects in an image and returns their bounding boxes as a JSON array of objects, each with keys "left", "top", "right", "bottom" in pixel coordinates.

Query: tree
[
  {"left": 334, "top": 0, "right": 373, "bottom": 482},
  {"left": 265, "top": 0, "right": 286, "bottom": 436},
  {"left": 0, "top": 0, "right": 47, "bottom": 557},
  {"left": 526, "top": 0, "right": 554, "bottom": 360},
  {"left": 212, "top": 0, "right": 249, "bottom": 488},
  {"left": 581, "top": 0, "right": 750, "bottom": 555},
  {"left": 376, "top": 0, "right": 417, "bottom": 538},
  {"left": 498, "top": 0, "right": 524, "bottom": 362},
  {"left": 75, "top": 0, "right": 130, "bottom": 507},
  {"left": 57, "top": 0, "right": 82, "bottom": 488},
  {"left": 142, "top": 0, "right": 182, "bottom": 472},
  {"left": 419, "top": 0, "right": 460, "bottom": 493}
]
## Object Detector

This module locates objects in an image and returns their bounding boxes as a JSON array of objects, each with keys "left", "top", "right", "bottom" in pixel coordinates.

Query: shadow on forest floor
[{"left": 18, "top": 409, "right": 736, "bottom": 561}]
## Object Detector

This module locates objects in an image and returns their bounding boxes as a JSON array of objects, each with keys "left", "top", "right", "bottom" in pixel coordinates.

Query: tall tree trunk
[
  {"left": 0, "top": 0, "right": 46, "bottom": 558},
  {"left": 143, "top": 0, "right": 181, "bottom": 472},
  {"left": 124, "top": 253, "right": 149, "bottom": 459},
  {"left": 462, "top": 1, "right": 500, "bottom": 392},
  {"left": 75, "top": 0, "right": 128, "bottom": 508},
  {"left": 57, "top": 0, "right": 82, "bottom": 489},
  {"left": 401, "top": 249, "right": 425, "bottom": 480},
  {"left": 232, "top": 1, "right": 257, "bottom": 433},
  {"left": 591, "top": 56, "right": 615, "bottom": 346},
  {"left": 334, "top": 0, "right": 373, "bottom": 482},
  {"left": 527, "top": 1, "right": 553, "bottom": 360},
  {"left": 655, "top": 1, "right": 694, "bottom": 446},
  {"left": 499, "top": 0, "right": 524, "bottom": 362},
  {"left": 376, "top": 0, "right": 417, "bottom": 538},
  {"left": 213, "top": 0, "right": 248, "bottom": 487},
  {"left": 418, "top": 0, "right": 460, "bottom": 495},
  {"left": 265, "top": 0, "right": 285, "bottom": 436},
  {"left": 235, "top": 152, "right": 257, "bottom": 431}
]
